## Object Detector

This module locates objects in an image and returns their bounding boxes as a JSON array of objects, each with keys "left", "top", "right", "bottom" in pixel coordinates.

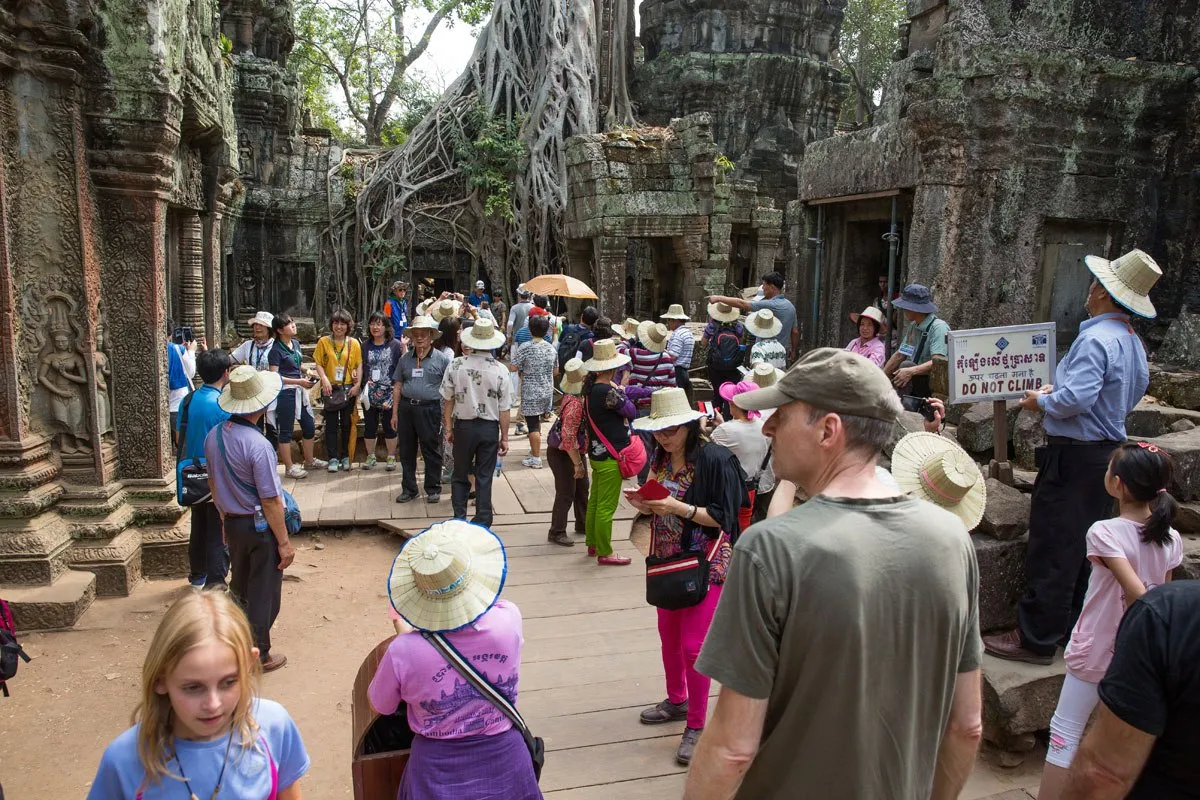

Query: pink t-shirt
[
  {"left": 368, "top": 601, "right": 523, "bottom": 739},
  {"left": 845, "top": 336, "right": 886, "bottom": 367},
  {"left": 1064, "top": 518, "right": 1183, "bottom": 682}
]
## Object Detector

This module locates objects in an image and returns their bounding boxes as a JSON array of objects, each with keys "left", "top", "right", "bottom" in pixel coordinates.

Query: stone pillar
[
  {"left": 594, "top": 236, "right": 629, "bottom": 321},
  {"left": 180, "top": 211, "right": 206, "bottom": 341},
  {"left": 203, "top": 201, "right": 227, "bottom": 347}
]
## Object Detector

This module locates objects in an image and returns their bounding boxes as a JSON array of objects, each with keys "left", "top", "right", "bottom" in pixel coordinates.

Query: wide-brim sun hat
[
  {"left": 850, "top": 305, "right": 888, "bottom": 332},
  {"left": 460, "top": 318, "right": 506, "bottom": 350},
  {"left": 613, "top": 317, "right": 640, "bottom": 340},
  {"left": 431, "top": 299, "right": 463, "bottom": 322},
  {"left": 406, "top": 315, "right": 440, "bottom": 333},
  {"left": 632, "top": 387, "right": 706, "bottom": 432},
  {"left": 890, "top": 432, "right": 987, "bottom": 531},
  {"left": 636, "top": 320, "right": 670, "bottom": 353},
  {"left": 660, "top": 303, "right": 690, "bottom": 321},
  {"left": 707, "top": 301, "right": 741, "bottom": 324},
  {"left": 892, "top": 284, "right": 937, "bottom": 314},
  {"left": 247, "top": 311, "right": 275, "bottom": 329},
  {"left": 387, "top": 520, "right": 507, "bottom": 632},
  {"left": 749, "top": 362, "right": 785, "bottom": 387},
  {"left": 219, "top": 365, "right": 283, "bottom": 415},
  {"left": 1084, "top": 248, "right": 1161, "bottom": 319},
  {"left": 560, "top": 357, "right": 586, "bottom": 395},
  {"left": 745, "top": 309, "right": 783, "bottom": 339},
  {"left": 582, "top": 338, "right": 630, "bottom": 372}
]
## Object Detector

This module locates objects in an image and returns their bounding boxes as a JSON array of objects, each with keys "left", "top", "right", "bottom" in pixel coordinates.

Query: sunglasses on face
[{"left": 654, "top": 425, "right": 684, "bottom": 437}]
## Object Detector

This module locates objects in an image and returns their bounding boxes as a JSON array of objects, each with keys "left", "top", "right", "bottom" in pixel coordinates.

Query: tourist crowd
[{"left": 105, "top": 250, "right": 1199, "bottom": 800}]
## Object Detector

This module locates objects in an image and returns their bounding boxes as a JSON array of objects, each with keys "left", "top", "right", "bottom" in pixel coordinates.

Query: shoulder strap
[
  {"left": 913, "top": 317, "right": 935, "bottom": 364},
  {"left": 216, "top": 425, "right": 259, "bottom": 497},
  {"left": 176, "top": 390, "right": 198, "bottom": 461},
  {"left": 754, "top": 444, "right": 773, "bottom": 483},
  {"left": 583, "top": 396, "right": 620, "bottom": 460},
  {"left": 422, "top": 632, "right": 530, "bottom": 734}
]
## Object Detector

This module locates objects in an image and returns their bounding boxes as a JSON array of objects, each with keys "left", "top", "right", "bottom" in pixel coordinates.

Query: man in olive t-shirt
[{"left": 683, "top": 348, "right": 984, "bottom": 800}]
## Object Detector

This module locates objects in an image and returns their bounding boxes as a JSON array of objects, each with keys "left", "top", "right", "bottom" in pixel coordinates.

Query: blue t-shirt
[
  {"left": 267, "top": 339, "right": 304, "bottom": 380},
  {"left": 467, "top": 291, "right": 490, "bottom": 307},
  {"left": 175, "top": 384, "right": 230, "bottom": 463},
  {"left": 86, "top": 699, "right": 309, "bottom": 800}
]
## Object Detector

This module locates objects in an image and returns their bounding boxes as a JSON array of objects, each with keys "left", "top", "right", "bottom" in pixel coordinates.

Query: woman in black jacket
[{"left": 626, "top": 387, "right": 749, "bottom": 767}]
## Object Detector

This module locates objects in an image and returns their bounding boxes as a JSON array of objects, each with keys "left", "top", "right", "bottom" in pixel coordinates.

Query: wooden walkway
[{"left": 291, "top": 433, "right": 1040, "bottom": 798}]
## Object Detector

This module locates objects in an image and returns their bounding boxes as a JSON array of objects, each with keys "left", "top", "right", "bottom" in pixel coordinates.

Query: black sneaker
[
  {"left": 640, "top": 698, "right": 688, "bottom": 725},
  {"left": 395, "top": 491, "right": 418, "bottom": 504},
  {"left": 425, "top": 493, "right": 441, "bottom": 504},
  {"left": 676, "top": 728, "right": 702, "bottom": 765}
]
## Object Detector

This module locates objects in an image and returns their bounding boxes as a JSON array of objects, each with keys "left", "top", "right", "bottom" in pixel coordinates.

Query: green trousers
[{"left": 586, "top": 457, "right": 622, "bottom": 557}]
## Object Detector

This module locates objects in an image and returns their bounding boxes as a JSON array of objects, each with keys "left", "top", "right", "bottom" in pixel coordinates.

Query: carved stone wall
[{"left": 795, "top": 0, "right": 1200, "bottom": 349}]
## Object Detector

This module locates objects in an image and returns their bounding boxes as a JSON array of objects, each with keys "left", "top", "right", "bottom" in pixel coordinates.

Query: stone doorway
[{"left": 1035, "top": 220, "right": 1121, "bottom": 349}]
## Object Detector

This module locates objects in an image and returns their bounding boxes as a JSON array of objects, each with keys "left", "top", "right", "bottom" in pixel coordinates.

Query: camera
[{"left": 900, "top": 394, "right": 937, "bottom": 423}]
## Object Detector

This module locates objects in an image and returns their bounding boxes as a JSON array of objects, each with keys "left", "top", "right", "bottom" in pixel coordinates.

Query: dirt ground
[{"left": 1, "top": 524, "right": 1041, "bottom": 798}]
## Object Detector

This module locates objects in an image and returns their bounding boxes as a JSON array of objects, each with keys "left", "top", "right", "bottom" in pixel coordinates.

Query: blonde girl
[{"left": 87, "top": 592, "right": 309, "bottom": 799}]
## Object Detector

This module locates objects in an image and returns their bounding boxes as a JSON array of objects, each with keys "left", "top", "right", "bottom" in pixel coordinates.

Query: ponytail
[{"left": 1110, "top": 442, "right": 1178, "bottom": 548}]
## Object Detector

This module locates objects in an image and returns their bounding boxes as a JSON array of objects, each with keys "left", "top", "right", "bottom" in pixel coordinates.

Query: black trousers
[
  {"left": 398, "top": 402, "right": 444, "bottom": 495},
  {"left": 257, "top": 415, "right": 279, "bottom": 450},
  {"left": 226, "top": 516, "right": 283, "bottom": 661},
  {"left": 1017, "top": 440, "right": 1118, "bottom": 655},
  {"left": 324, "top": 406, "right": 352, "bottom": 461},
  {"left": 547, "top": 446, "right": 589, "bottom": 536},
  {"left": 675, "top": 365, "right": 694, "bottom": 402},
  {"left": 452, "top": 419, "right": 500, "bottom": 527},
  {"left": 188, "top": 501, "right": 228, "bottom": 587},
  {"left": 708, "top": 366, "right": 742, "bottom": 416}
]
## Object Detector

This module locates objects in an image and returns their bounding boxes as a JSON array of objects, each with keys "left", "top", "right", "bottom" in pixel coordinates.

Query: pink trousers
[{"left": 656, "top": 583, "right": 723, "bottom": 729}]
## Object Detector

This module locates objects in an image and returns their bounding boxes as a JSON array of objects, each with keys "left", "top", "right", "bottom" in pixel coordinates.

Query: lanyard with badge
[
  {"left": 331, "top": 339, "right": 349, "bottom": 384},
  {"left": 252, "top": 342, "right": 271, "bottom": 371}
]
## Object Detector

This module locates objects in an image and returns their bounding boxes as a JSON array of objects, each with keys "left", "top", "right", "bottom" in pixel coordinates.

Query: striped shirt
[
  {"left": 666, "top": 326, "right": 694, "bottom": 368},
  {"left": 623, "top": 346, "right": 676, "bottom": 410}
]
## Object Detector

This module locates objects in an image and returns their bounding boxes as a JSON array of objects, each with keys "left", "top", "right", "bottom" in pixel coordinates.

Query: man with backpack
[
  {"left": 176, "top": 349, "right": 233, "bottom": 590},
  {"left": 662, "top": 304, "right": 695, "bottom": 402},
  {"left": 704, "top": 300, "right": 746, "bottom": 415},
  {"left": 561, "top": 306, "right": 598, "bottom": 368}
]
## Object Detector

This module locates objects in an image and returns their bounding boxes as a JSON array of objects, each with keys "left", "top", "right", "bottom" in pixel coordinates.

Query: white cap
[{"left": 476, "top": 280, "right": 486, "bottom": 289}]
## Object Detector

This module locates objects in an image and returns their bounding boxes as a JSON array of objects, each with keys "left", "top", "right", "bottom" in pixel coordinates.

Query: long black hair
[
  {"left": 1110, "top": 442, "right": 1177, "bottom": 546},
  {"left": 438, "top": 317, "right": 462, "bottom": 357}
]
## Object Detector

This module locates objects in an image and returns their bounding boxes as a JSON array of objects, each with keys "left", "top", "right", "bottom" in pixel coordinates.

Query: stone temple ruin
[{"left": 2, "top": 0, "right": 1200, "bottom": 763}]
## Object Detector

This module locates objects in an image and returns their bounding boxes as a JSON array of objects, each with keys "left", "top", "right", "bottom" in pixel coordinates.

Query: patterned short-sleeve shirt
[{"left": 440, "top": 353, "right": 514, "bottom": 421}]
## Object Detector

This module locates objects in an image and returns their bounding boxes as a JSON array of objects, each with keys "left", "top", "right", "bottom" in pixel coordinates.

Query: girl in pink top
[
  {"left": 1039, "top": 442, "right": 1183, "bottom": 799},
  {"left": 845, "top": 306, "right": 887, "bottom": 367}
]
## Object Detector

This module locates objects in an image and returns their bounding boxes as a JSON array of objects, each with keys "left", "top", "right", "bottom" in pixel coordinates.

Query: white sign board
[{"left": 947, "top": 323, "right": 1058, "bottom": 405}]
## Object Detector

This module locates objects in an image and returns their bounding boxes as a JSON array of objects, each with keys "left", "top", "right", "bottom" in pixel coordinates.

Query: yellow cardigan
[{"left": 313, "top": 335, "right": 364, "bottom": 459}]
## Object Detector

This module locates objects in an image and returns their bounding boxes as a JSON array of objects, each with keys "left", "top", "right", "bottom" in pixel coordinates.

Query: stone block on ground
[
  {"left": 140, "top": 520, "right": 191, "bottom": 579},
  {"left": 2, "top": 570, "right": 96, "bottom": 631},
  {"left": 1173, "top": 533, "right": 1200, "bottom": 580},
  {"left": 1125, "top": 400, "right": 1200, "bottom": 437},
  {"left": 1133, "top": 427, "right": 1200, "bottom": 501},
  {"left": 66, "top": 528, "right": 143, "bottom": 597},
  {"left": 974, "top": 533, "right": 1026, "bottom": 634},
  {"left": 1156, "top": 306, "right": 1200, "bottom": 370},
  {"left": 983, "top": 653, "right": 1065, "bottom": 751},
  {"left": 956, "top": 401, "right": 1020, "bottom": 455},
  {"left": 1013, "top": 409, "right": 1046, "bottom": 471},
  {"left": 1148, "top": 366, "right": 1200, "bottom": 411},
  {"left": 979, "top": 478, "right": 1030, "bottom": 540}
]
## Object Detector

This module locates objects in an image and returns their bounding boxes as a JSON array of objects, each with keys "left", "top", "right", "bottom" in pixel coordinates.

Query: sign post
[{"left": 947, "top": 323, "right": 1057, "bottom": 486}]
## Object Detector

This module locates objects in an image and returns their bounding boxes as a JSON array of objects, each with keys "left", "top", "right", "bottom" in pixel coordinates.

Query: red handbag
[{"left": 585, "top": 400, "right": 646, "bottom": 479}]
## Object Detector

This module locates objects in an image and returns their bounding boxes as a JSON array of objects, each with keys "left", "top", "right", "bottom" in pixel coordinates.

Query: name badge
[
  {"left": 372, "top": 368, "right": 382, "bottom": 382},
  {"left": 411, "top": 368, "right": 424, "bottom": 378},
  {"left": 334, "top": 366, "right": 346, "bottom": 382},
  {"left": 897, "top": 343, "right": 915, "bottom": 359}
]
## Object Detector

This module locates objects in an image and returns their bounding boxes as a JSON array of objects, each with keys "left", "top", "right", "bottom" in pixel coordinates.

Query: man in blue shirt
[
  {"left": 883, "top": 284, "right": 952, "bottom": 399},
  {"left": 985, "top": 249, "right": 1161, "bottom": 665},
  {"left": 467, "top": 279, "right": 490, "bottom": 307},
  {"left": 383, "top": 280, "right": 409, "bottom": 339},
  {"left": 176, "top": 348, "right": 233, "bottom": 589}
]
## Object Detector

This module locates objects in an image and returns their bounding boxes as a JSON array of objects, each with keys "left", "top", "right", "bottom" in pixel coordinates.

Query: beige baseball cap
[{"left": 733, "top": 348, "right": 902, "bottom": 422}]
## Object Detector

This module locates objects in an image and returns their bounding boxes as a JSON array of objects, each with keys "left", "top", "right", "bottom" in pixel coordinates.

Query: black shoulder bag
[
  {"left": 422, "top": 631, "right": 545, "bottom": 782},
  {"left": 175, "top": 391, "right": 212, "bottom": 506}
]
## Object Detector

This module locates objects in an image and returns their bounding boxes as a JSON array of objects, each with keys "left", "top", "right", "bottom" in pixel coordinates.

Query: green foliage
[
  {"left": 292, "top": 0, "right": 493, "bottom": 145},
  {"left": 714, "top": 153, "right": 735, "bottom": 176},
  {"left": 836, "top": 0, "right": 907, "bottom": 128},
  {"left": 362, "top": 238, "right": 408, "bottom": 280},
  {"left": 452, "top": 105, "right": 527, "bottom": 221}
]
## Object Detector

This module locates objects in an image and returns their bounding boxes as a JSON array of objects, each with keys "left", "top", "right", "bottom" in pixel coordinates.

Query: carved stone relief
[{"left": 34, "top": 294, "right": 91, "bottom": 454}]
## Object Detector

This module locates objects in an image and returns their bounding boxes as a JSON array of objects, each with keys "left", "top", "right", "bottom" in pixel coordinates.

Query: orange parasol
[{"left": 522, "top": 274, "right": 599, "bottom": 300}]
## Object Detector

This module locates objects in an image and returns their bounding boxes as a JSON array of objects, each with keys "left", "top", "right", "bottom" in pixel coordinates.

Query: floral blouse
[
  {"left": 649, "top": 452, "right": 733, "bottom": 585},
  {"left": 512, "top": 339, "right": 557, "bottom": 416},
  {"left": 555, "top": 394, "right": 585, "bottom": 453}
]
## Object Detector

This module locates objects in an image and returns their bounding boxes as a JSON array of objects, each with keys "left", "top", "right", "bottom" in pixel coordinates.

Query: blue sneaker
[{"left": 189, "top": 577, "right": 206, "bottom": 590}]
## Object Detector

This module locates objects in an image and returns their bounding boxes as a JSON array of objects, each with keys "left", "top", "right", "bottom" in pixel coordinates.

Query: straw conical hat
[
  {"left": 890, "top": 432, "right": 986, "bottom": 531},
  {"left": 706, "top": 301, "right": 740, "bottom": 324},
  {"left": 431, "top": 299, "right": 462, "bottom": 322},
  {"left": 218, "top": 365, "right": 283, "bottom": 415},
  {"left": 613, "top": 318, "right": 640, "bottom": 340},
  {"left": 746, "top": 309, "right": 783, "bottom": 339},
  {"left": 632, "top": 387, "right": 705, "bottom": 432},
  {"left": 749, "top": 362, "right": 785, "bottom": 387},
  {"left": 1084, "top": 249, "right": 1161, "bottom": 319},
  {"left": 460, "top": 318, "right": 505, "bottom": 350},
  {"left": 636, "top": 321, "right": 670, "bottom": 353},
  {"left": 559, "top": 357, "right": 587, "bottom": 394},
  {"left": 660, "top": 303, "right": 690, "bottom": 321},
  {"left": 582, "top": 338, "right": 630, "bottom": 372},
  {"left": 387, "top": 520, "right": 507, "bottom": 632},
  {"left": 406, "top": 315, "right": 440, "bottom": 332},
  {"left": 849, "top": 305, "right": 888, "bottom": 332}
]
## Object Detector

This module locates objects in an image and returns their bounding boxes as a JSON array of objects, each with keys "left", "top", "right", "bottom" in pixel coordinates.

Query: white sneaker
[
  {"left": 328, "top": 461, "right": 340, "bottom": 473},
  {"left": 306, "top": 458, "right": 328, "bottom": 469},
  {"left": 286, "top": 465, "right": 308, "bottom": 479},
  {"left": 528, "top": 457, "right": 544, "bottom": 469}
]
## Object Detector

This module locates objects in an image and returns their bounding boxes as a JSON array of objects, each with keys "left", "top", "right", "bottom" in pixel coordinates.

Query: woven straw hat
[
  {"left": 247, "top": 311, "right": 275, "bottom": 330},
  {"left": 406, "top": 315, "right": 440, "bottom": 333},
  {"left": 660, "top": 303, "right": 690, "bottom": 321},
  {"left": 632, "top": 387, "right": 705, "bottom": 432},
  {"left": 745, "top": 309, "right": 783, "bottom": 339},
  {"left": 613, "top": 317, "right": 640, "bottom": 340},
  {"left": 460, "top": 318, "right": 505, "bottom": 351},
  {"left": 707, "top": 301, "right": 741, "bottom": 324},
  {"left": 559, "top": 357, "right": 586, "bottom": 395},
  {"left": 431, "top": 299, "right": 463, "bottom": 322},
  {"left": 387, "top": 520, "right": 507, "bottom": 632},
  {"left": 637, "top": 321, "right": 671, "bottom": 353},
  {"left": 850, "top": 305, "right": 888, "bottom": 333},
  {"left": 582, "top": 338, "right": 630, "bottom": 372},
  {"left": 890, "top": 432, "right": 987, "bottom": 530},
  {"left": 749, "top": 362, "right": 784, "bottom": 387},
  {"left": 1084, "top": 249, "right": 1161, "bottom": 319},
  {"left": 218, "top": 365, "right": 283, "bottom": 415}
]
